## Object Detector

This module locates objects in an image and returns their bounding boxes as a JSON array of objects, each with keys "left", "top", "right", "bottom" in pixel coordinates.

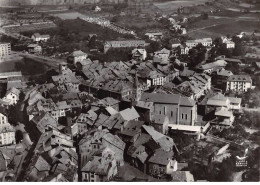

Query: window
[
  {"left": 181, "top": 113, "right": 184, "bottom": 119},
  {"left": 171, "top": 111, "right": 173, "bottom": 117},
  {"left": 185, "top": 114, "right": 188, "bottom": 120},
  {"left": 164, "top": 107, "right": 166, "bottom": 115}
]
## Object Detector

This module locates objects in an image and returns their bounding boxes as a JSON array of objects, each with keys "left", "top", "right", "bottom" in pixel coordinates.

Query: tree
[
  {"left": 88, "top": 35, "right": 97, "bottom": 49},
  {"left": 175, "top": 46, "right": 181, "bottom": 56},
  {"left": 202, "top": 13, "right": 209, "bottom": 20},
  {"left": 111, "top": 16, "right": 119, "bottom": 23},
  {"left": 215, "top": 157, "right": 236, "bottom": 181},
  {"left": 213, "top": 37, "right": 223, "bottom": 47},
  {"left": 15, "top": 130, "right": 24, "bottom": 144},
  {"left": 7, "top": 160, "right": 16, "bottom": 170},
  {"left": 232, "top": 42, "right": 245, "bottom": 56},
  {"left": 217, "top": 44, "right": 231, "bottom": 57},
  {"left": 146, "top": 41, "right": 160, "bottom": 53}
]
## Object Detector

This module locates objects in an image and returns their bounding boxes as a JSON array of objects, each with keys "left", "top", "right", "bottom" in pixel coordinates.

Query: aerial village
[{"left": 0, "top": 0, "right": 260, "bottom": 182}]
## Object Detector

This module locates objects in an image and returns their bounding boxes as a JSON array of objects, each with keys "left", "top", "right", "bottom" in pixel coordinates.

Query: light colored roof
[
  {"left": 56, "top": 101, "right": 71, "bottom": 110},
  {"left": 119, "top": 107, "right": 139, "bottom": 121},
  {"left": 207, "top": 93, "right": 228, "bottom": 107},
  {"left": 0, "top": 71, "right": 22, "bottom": 79},
  {"left": 7, "top": 80, "right": 22, "bottom": 90},
  {"left": 6, "top": 87, "right": 20, "bottom": 96},
  {"left": 227, "top": 75, "right": 252, "bottom": 82},
  {"left": 180, "top": 68, "right": 196, "bottom": 77},
  {"left": 154, "top": 48, "right": 171, "bottom": 55},
  {"left": 140, "top": 93, "right": 180, "bottom": 104},
  {"left": 0, "top": 151, "right": 7, "bottom": 172},
  {"left": 142, "top": 125, "right": 174, "bottom": 152},
  {"left": 215, "top": 56, "right": 242, "bottom": 63},
  {"left": 168, "top": 124, "right": 202, "bottom": 132},
  {"left": 70, "top": 50, "right": 87, "bottom": 57},
  {"left": 102, "top": 133, "right": 126, "bottom": 150},
  {"left": 81, "top": 156, "right": 110, "bottom": 175},
  {"left": 121, "top": 120, "right": 144, "bottom": 137},
  {"left": 245, "top": 53, "right": 260, "bottom": 59},
  {"left": 28, "top": 44, "right": 41, "bottom": 48},
  {"left": 200, "top": 60, "right": 227, "bottom": 70},
  {"left": 228, "top": 97, "right": 242, "bottom": 104},
  {"left": 186, "top": 38, "right": 212, "bottom": 44},
  {"left": 145, "top": 32, "right": 163, "bottom": 36},
  {"left": 33, "top": 33, "right": 41, "bottom": 37},
  {"left": 148, "top": 149, "right": 174, "bottom": 165},
  {"left": 171, "top": 171, "right": 194, "bottom": 182},
  {"left": 132, "top": 48, "right": 146, "bottom": 55},
  {"left": 105, "top": 106, "right": 118, "bottom": 115},
  {"left": 140, "top": 93, "right": 195, "bottom": 107},
  {"left": 217, "top": 69, "right": 233, "bottom": 76},
  {"left": 215, "top": 107, "right": 233, "bottom": 118},
  {"left": 151, "top": 114, "right": 168, "bottom": 125},
  {"left": 105, "top": 40, "right": 145, "bottom": 46}
]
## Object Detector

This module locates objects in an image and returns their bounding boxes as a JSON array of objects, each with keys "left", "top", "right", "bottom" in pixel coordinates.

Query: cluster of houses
[
  {"left": 0, "top": 24, "right": 258, "bottom": 182},
  {"left": 25, "top": 33, "right": 51, "bottom": 54}
]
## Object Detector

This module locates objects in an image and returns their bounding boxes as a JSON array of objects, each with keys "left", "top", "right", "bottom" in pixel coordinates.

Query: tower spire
[{"left": 131, "top": 69, "right": 141, "bottom": 106}]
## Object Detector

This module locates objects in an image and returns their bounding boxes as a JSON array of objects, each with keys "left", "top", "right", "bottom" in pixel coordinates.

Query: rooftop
[
  {"left": 119, "top": 107, "right": 140, "bottom": 121},
  {"left": 148, "top": 148, "right": 174, "bottom": 166},
  {"left": 227, "top": 75, "right": 252, "bottom": 82},
  {"left": 140, "top": 93, "right": 195, "bottom": 107},
  {"left": 70, "top": 50, "right": 87, "bottom": 57}
]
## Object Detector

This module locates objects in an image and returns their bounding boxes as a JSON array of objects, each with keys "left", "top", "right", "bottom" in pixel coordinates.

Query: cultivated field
[
  {"left": 2, "top": 22, "right": 57, "bottom": 33},
  {"left": 154, "top": 0, "right": 213, "bottom": 11},
  {"left": 188, "top": 19, "right": 260, "bottom": 39},
  {"left": 112, "top": 15, "right": 163, "bottom": 32},
  {"left": 50, "top": 12, "right": 87, "bottom": 20},
  {"left": 205, "top": 20, "right": 260, "bottom": 35}
]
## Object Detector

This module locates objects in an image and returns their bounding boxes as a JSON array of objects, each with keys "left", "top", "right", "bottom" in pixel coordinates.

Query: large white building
[
  {"left": 186, "top": 38, "right": 212, "bottom": 48},
  {"left": 2, "top": 87, "right": 21, "bottom": 105},
  {"left": 0, "top": 112, "right": 15, "bottom": 146},
  {"left": 221, "top": 37, "right": 235, "bottom": 48},
  {"left": 0, "top": 42, "right": 11, "bottom": 58},
  {"left": 68, "top": 50, "right": 88, "bottom": 65},
  {"left": 31, "top": 33, "right": 50, "bottom": 42},
  {"left": 226, "top": 75, "right": 252, "bottom": 93}
]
